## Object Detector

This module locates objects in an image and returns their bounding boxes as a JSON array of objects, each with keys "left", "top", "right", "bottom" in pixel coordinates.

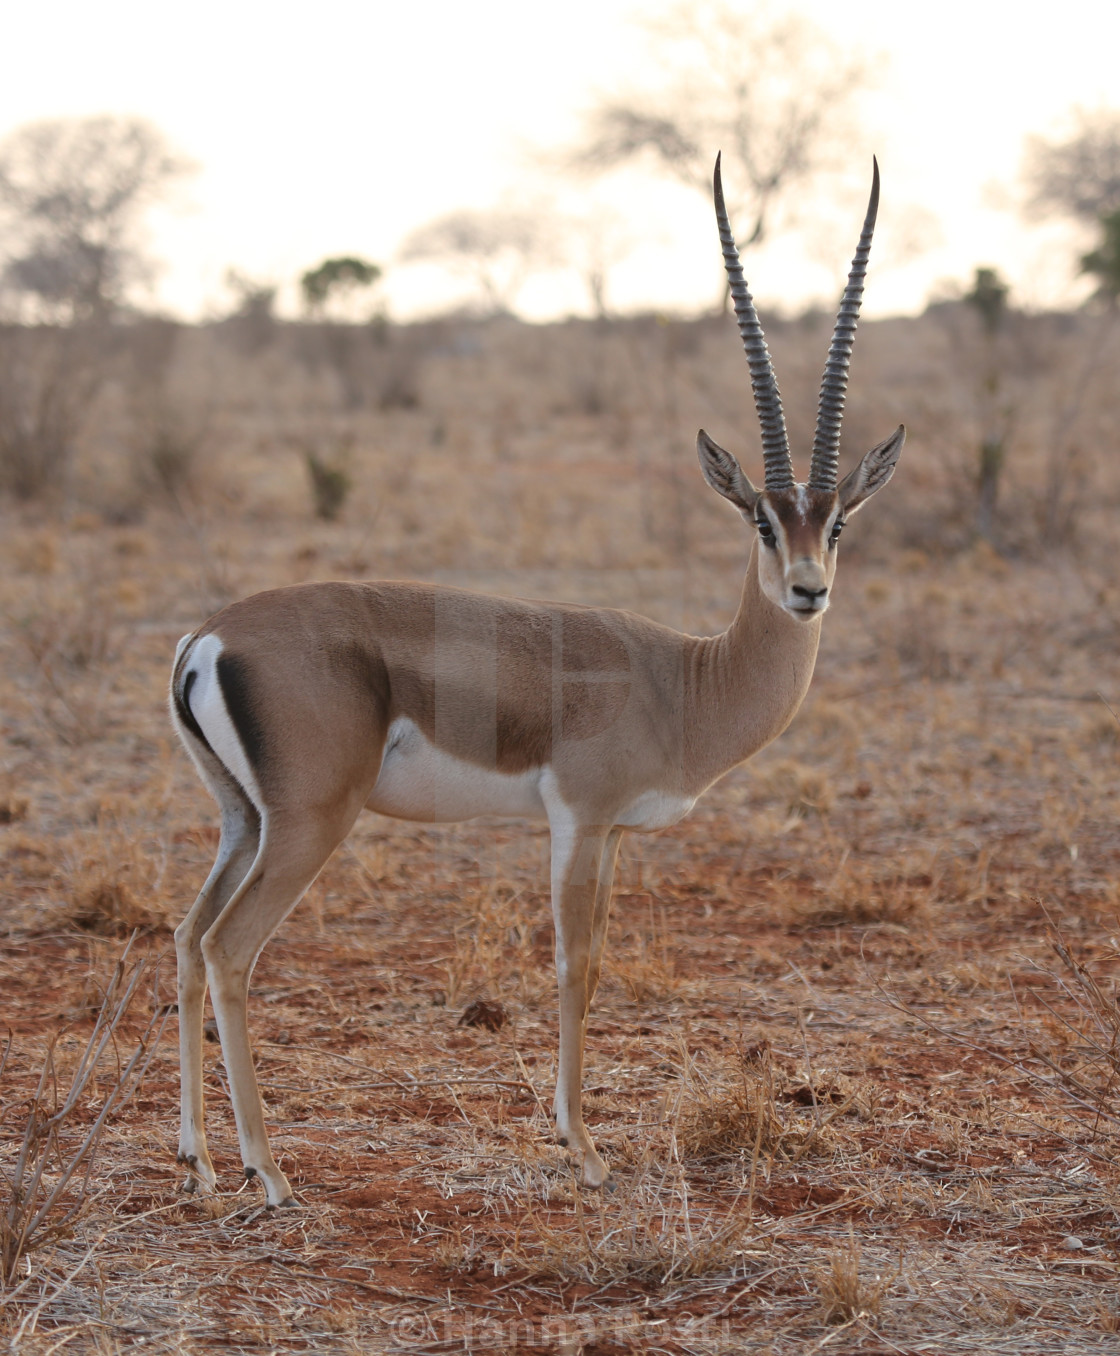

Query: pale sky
[{"left": 1, "top": 0, "right": 1117, "bottom": 320}]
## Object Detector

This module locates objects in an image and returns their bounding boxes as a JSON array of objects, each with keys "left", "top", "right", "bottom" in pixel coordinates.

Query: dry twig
[{"left": 0, "top": 938, "right": 168, "bottom": 1286}]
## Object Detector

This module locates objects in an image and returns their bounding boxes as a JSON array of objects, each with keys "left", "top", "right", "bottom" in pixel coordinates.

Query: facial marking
[
  {"left": 754, "top": 484, "right": 842, "bottom": 618},
  {"left": 763, "top": 488, "right": 833, "bottom": 558}
]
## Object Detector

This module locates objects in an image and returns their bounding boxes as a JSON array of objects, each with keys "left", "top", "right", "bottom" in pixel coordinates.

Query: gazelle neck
[{"left": 687, "top": 542, "right": 823, "bottom": 787}]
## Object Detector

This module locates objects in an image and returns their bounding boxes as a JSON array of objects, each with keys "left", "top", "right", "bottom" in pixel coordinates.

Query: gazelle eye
[
  {"left": 756, "top": 516, "right": 776, "bottom": 546},
  {"left": 829, "top": 520, "right": 845, "bottom": 547}
]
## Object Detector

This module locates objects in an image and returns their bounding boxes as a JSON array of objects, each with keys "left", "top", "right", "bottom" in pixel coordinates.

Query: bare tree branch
[
  {"left": 399, "top": 207, "right": 555, "bottom": 316},
  {"left": 1024, "top": 110, "right": 1120, "bottom": 224},
  {"left": 0, "top": 115, "right": 191, "bottom": 322},
  {"left": 569, "top": 1, "right": 867, "bottom": 256}
]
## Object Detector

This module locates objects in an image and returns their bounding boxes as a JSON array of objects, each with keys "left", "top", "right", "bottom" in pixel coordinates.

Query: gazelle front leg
[
  {"left": 586, "top": 827, "right": 622, "bottom": 1017},
  {"left": 546, "top": 805, "right": 614, "bottom": 1187}
]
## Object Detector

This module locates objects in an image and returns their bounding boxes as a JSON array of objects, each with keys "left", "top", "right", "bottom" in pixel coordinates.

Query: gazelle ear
[
  {"left": 838, "top": 425, "right": 905, "bottom": 514},
  {"left": 697, "top": 429, "right": 760, "bottom": 513}
]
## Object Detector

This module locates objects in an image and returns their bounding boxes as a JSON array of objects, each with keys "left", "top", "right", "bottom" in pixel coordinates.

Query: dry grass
[
  {"left": 508, "top": 1165, "right": 762, "bottom": 1285},
  {"left": 1023, "top": 913, "right": 1120, "bottom": 1119},
  {"left": 0, "top": 942, "right": 167, "bottom": 1287},
  {"left": 813, "top": 1232, "right": 893, "bottom": 1325},
  {"left": 672, "top": 1043, "right": 835, "bottom": 1166},
  {"left": 3, "top": 310, "right": 1120, "bottom": 1352},
  {"left": 611, "top": 919, "right": 692, "bottom": 1005}
]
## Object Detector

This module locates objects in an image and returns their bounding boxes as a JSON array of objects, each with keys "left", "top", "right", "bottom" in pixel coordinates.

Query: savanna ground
[{"left": 2, "top": 305, "right": 1120, "bottom": 1353}]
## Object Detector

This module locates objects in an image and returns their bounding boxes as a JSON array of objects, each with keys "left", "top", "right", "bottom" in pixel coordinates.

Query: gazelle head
[{"left": 697, "top": 154, "right": 906, "bottom": 621}]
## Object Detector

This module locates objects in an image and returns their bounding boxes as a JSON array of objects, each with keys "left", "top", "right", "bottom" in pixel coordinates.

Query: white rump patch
[{"left": 178, "top": 633, "right": 264, "bottom": 808}]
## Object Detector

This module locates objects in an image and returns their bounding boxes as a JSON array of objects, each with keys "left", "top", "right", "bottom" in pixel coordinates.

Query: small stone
[{"left": 1060, "top": 1236, "right": 1084, "bottom": 1251}]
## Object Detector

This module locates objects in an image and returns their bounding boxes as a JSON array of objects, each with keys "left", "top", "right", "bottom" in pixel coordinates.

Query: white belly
[
  {"left": 615, "top": 788, "right": 696, "bottom": 832},
  {"left": 368, "top": 718, "right": 547, "bottom": 823}
]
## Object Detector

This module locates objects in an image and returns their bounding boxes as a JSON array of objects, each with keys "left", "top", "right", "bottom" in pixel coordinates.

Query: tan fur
[
  {"left": 182, "top": 571, "right": 818, "bottom": 814},
  {"left": 169, "top": 510, "right": 841, "bottom": 1203},
  {"left": 169, "top": 378, "right": 904, "bottom": 1208}
]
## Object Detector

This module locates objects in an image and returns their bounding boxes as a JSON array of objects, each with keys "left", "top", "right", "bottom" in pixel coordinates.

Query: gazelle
[{"left": 170, "top": 155, "right": 904, "bottom": 1207}]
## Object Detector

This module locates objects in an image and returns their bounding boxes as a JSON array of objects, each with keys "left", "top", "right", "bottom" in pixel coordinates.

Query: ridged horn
[
  {"left": 809, "top": 157, "right": 880, "bottom": 491},
  {"left": 713, "top": 152, "right": 794, "bottom": 491}
]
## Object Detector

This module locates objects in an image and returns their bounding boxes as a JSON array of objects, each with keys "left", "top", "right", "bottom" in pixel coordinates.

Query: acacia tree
[
  {"left": 1021, "top": 114, "right": 1120, "bottom": 540},
  {"left": 300, "top": 256, "right": 382, "bottom": 318},
  {"left": 0, "top": 115, "right": 189, "bottom": 323},
  {"left": 1080, "top": 211, "right": 1120, "bottom": 305},
  {"left": 1025, "top": 111, "right": 1120, "bottom": 225},
  {"left": 571, "top": 1, "right": 867, "bottom": 260},
  {"left": 561, "top": 205, "right": 633, "bottom": 320},
  {"left": 1024, "top": 111, "right": 1120, "bottom": 308},
  {"left": 962, "top": 267, "right": 1013, "bottom": 542},
  {"left": 399, "top": 208, "right": 553, "bottom": 315}
]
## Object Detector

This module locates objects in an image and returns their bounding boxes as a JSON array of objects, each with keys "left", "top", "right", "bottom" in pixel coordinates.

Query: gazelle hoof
[
  {"left": 177, "top": 1151, "right": 216, "bottom": 1195},
  {"left": 582, "top": 1169, "right": 614, "bottom": 1191}
]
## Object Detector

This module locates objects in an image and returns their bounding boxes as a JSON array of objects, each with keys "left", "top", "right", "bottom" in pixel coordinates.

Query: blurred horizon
[{"left": 2, "top": 0, "right": 1119, "bottom": 324}]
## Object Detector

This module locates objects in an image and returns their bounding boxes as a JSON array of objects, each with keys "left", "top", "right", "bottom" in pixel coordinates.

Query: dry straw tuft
[
  {"left": 674, "top": 1045, "right": 787, "bottom": 1162},
  {"left": 814, "top": 1232, "right": 891, "bottom": 1325},
  {"left": 672, "top": 1042, "right": 852, "bottom": 1168},
  {"left": 69, "top": 879, "right": 167, "bottom": 937},
  {"left": 507, "top": 1164, "right": 762, "bottom": 1286},
  {"left": 754, "top": 759, "right": 835, "bottom": 820}
]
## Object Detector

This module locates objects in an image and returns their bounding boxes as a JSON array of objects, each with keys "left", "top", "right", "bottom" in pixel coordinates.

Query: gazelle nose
[{"left": 792, "top": 584, "right": 828, "bottom": 602}]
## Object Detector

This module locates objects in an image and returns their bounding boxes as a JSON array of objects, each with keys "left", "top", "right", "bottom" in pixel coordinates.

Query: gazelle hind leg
[
  {"left": 200, "top": 806, "right": 363, "bottom": 1207},
  {"left": 175, "top": 768, "right": 260, "bottom": 1195},
  {"left": 546, "top": 805, "right": 612, "bottom": 1187}
]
